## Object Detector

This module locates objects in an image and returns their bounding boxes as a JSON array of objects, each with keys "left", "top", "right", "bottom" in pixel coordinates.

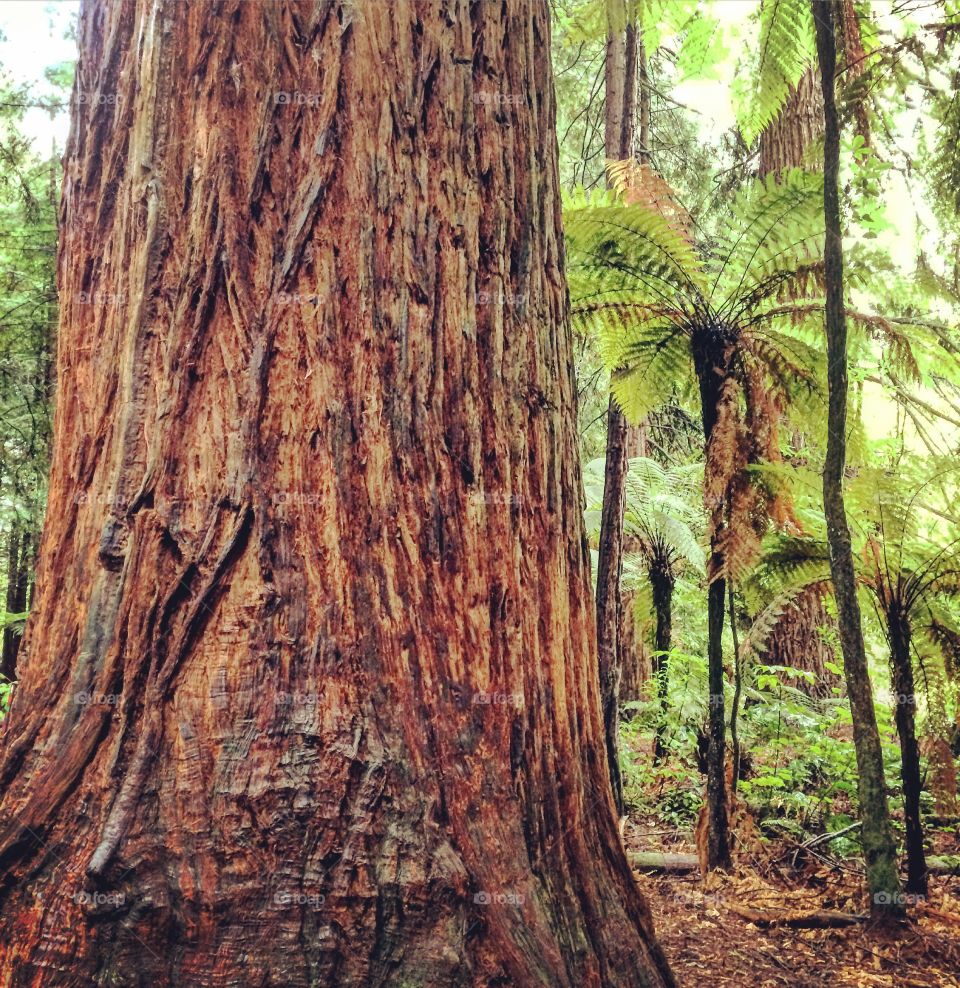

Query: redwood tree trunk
[
  {"left": 763, "top": 586, "right": 839, "bottom": 698},
  {"left": 758, "top": 65, "right": 824, "bottom": 177},
  {"left": 0, "top": 2, "right": 674, "bottom": 985}
]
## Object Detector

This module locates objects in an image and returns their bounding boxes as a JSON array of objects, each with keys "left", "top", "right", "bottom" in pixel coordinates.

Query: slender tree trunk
[
  {"left": 754, "top": 22, "right": 838, "bottom": 698},
  {"left": 1, "top": 524, "right": 21, "bottom": 682},
  {"left": 0, "top": 3, "right": 675, "bottom": 985},
  {"left": 597, "top": 403, "right": 629, "bottom": 813},
  {"left": 888, "top": 612, "right": 928, "bottom": 897},
  {"left": 596, "top": 0, "right": 639, "bottom": 816},
  {"left": 650, "top": 559, "right": 673, "bottom": 764},
  {"left": 691, "top": 328, "right": 732, "bottom": 870},
  {"left": 812, "top": 0, "right": 902, "bottom": 918},
  {"left": 704, "top": 576, "right": 730, "bottom": 866},
  {"left": 728, "top": 583, "right": 743, "bottom": 792}
]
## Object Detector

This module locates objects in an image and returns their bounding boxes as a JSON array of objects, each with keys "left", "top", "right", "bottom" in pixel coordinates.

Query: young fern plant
[
  {"left": 585, "top": 455, "right": 704, "bottom": 762},
  {"left": 749, "top": 460, "right": 960, "bottom": 898}
]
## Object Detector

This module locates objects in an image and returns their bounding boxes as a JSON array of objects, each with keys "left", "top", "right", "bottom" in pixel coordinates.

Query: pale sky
[{"left": 0, "top": 1, "right": 77, "bottom": 150}]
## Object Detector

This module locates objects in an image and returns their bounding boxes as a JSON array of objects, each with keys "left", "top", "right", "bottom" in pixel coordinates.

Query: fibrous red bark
[{"left": 0, "top": 2, "right": 674, "bottom": 985}]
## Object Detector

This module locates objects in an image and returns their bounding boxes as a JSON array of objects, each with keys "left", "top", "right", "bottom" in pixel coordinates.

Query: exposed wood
[{"left": 630, "top": 852, "right": 700, "bottom": 873}]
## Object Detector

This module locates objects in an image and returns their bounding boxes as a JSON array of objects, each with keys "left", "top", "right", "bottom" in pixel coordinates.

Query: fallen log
[
  {"left": 726, "top": 903, "right": 865, "bottom": 928},
  {"left": 928, "top": 855, "right": 960, "bottom": 876},
  {"left": 629, "top": 852, "right": 700, "bottom": 873},
  {"left": 629, "top": 851, "right": 960, "bottom": 877}
]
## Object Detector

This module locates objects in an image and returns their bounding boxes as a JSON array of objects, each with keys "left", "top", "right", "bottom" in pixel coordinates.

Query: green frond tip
[
  {"left": 733, "top": 0, "right": 816, "bottom": 147},
  {"left": 564, "top": 199, "right": 708, "bottom": 299},
  {"left": 712, "top": 168, "right": 825, "bottom": 303}
]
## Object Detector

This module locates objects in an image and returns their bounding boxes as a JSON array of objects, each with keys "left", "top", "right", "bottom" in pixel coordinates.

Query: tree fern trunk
[
  {"left": 0, "top": 2, "right": 676, "bottom": 984},
  {"left": 812, "top": 0, "right": 902, "bottom": 919},
  {"left": 691, "top": 323, "right": 733, "bottom": 870},
  {"left": 650, "top": 560, "right": 673, "bottom": 764},
  {"left": 889, "top": 612, "right": 928, "bottom": 897}
]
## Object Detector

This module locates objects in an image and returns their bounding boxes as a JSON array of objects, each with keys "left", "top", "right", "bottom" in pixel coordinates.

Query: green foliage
[
  {"left": 733, "top": 0, "right": 815, "bottom": 146},
  {"left": 557, "top": 0, "right": 960, "bottom": 867},
  {"left": 565, "top": 167, "right": 827, "bottom": 426}
]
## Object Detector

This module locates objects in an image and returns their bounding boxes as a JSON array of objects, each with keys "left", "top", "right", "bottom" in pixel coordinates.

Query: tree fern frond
[
  {"left": 565, "top": 201, "right": 708, "bottom": 300},
  {"left": 740, "top": 584, "right": 831, "bottom": 662},
  {"left": 606, "top": 158, "right": 696, "bottom": 245},
  {"left": 711, "top": 169, "right": 825, "bottom": 310},
  {"left": 608, "top": 324, "right": 694, "bottom": 423},
  {"left": 733, "top": 0, "right": 816, "bottom": 146},
  {"left": 752, "top": 534, "right": 833, "bottom": 600}
]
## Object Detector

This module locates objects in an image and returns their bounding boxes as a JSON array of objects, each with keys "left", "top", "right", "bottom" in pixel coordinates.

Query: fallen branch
[
  {"left": 629, "top": 851, "right": 700, "bottom": 873},
  {"left": 801, "top": 821, "right": 862, "bottom": 849},
  {"left": 791, "top": 821, "right": 862, "bottom": 868},
  {"left": 726, "top": 903, "right": 865, "bottom": 929}
]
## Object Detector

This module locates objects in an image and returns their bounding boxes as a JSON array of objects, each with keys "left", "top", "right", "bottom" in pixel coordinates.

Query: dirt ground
[{"left": 625, "top": 817, "right": 960, "bottom": 987}]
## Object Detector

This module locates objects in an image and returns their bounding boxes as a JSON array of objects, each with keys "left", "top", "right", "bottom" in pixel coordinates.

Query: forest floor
[{"left": 625, "top": 791, "right": 960, "bottom": 986}]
